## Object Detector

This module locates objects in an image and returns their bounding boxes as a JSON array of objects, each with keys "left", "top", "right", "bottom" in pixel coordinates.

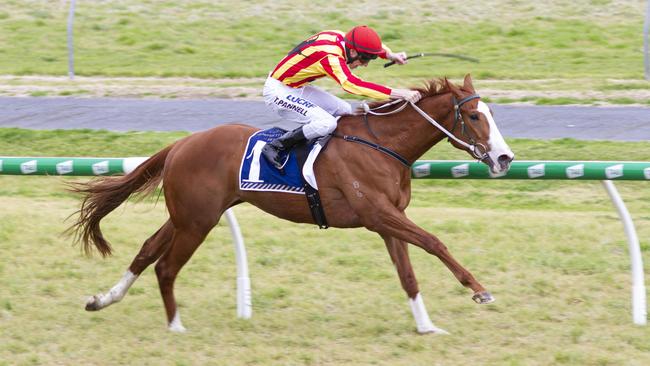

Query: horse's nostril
[
  {"left": 498, "top": 154, "right": 512, "bottom": 163},
  {"left": 498, "top": 154, "right": 513, "bottom": 168}
]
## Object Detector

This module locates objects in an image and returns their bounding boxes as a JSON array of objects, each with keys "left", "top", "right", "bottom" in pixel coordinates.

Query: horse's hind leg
[
  {"left": 85, "top": 219, "right": 174, "bottom": 311},
  {"left": 155, "top": 222, "right": 217, "bottom": 332},
  {"left": 382, "top": 235, "right": 449, "bottom": 335}
]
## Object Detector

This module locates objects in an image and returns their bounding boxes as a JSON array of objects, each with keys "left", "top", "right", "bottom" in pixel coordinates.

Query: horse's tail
[{"left": 67, "top": 144, "right": 174, "bottom": 257}]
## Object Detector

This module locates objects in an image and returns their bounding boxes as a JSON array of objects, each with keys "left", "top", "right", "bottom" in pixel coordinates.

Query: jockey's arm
[
  {"left": 319, "top": 55, "right": 392, "bottom": 99},
  {"left": 319, "top": 54, "right": 420, "bottom": 102}
]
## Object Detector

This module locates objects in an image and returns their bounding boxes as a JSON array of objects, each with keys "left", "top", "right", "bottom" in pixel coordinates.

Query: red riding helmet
[{"left": 344, "top": 25, "right": 385, "bottom": 57}]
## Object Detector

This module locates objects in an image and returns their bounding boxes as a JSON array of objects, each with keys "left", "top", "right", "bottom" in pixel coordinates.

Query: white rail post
[
  {"left": 224, "top": 208, "right": 252, "bottom": 319},
  {"left": 67, "top": 0, "right": 76, "bottom": 80},
  {"left": 602, "top": 180, "right": 647, "bottom": 325},
  {"left": 645, "top": 0, "right": 650, "bottom": 80}
]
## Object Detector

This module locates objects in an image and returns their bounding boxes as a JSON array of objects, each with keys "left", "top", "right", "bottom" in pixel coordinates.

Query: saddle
[{"left": 239, "top": 127, "right": 331, "bottom": 228}]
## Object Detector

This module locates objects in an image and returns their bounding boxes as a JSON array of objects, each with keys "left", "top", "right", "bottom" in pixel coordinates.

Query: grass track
[
  {"left": 1, "top": 129, "right": 650, "bottom": 364},
  {"left": 2, "top": 1, "right": 650, "bottom": 363}
]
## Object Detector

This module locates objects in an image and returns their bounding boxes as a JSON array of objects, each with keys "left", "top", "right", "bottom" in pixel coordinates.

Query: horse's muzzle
[
  {"left": 498, "top": 154, "right": 514, "bottom": 171},
  {"left": 485, "top": 153, "right": 514, "bottom": 175}
]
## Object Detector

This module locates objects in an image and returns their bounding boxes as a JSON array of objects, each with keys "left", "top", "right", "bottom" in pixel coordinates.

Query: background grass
[
  {"left": 1, "top": 129, "right": 650, "bottom": 365},
  {"left": 1, "top": 1, "right": 649, "bottom": 103},
  {"left": 2, "top": 1, "right": 650, "bottom": 85}
]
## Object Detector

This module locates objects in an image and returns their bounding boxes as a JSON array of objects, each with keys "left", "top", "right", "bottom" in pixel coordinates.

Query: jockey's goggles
[{"left": 358, "top": 52, "right": 378, "bottom": 62}]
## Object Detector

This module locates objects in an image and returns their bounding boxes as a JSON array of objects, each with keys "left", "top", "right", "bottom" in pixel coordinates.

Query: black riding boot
[{"left": 262, "top": 127, "right": 307, "bottom": 169}]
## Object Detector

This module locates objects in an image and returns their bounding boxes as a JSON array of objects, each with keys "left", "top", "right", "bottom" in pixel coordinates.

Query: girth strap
[{"left": 294, "top": 136, "right": 331, "bottom": 229}]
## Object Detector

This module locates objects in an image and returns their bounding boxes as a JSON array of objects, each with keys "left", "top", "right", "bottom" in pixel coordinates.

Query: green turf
[{"left": 1, "top": 128, "right": 649, "bottom": 365}]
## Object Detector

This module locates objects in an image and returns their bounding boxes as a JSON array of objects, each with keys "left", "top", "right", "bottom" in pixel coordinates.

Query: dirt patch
[
  {"left": 1, "top": 75, "right": 649, "bottom": 105},
  {"left": 0, "top": 75, "right": 266, "bottom": 100}
]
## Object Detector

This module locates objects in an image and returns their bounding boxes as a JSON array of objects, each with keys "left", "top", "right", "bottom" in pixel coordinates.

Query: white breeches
[{"left": 263, "top": 77, "right": 352, "bottom": 139}]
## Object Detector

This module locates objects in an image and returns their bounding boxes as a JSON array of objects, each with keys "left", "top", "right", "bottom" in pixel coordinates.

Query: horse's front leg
[
  {"left": 363, "top": 204, "right": 494, "bottom": 305},
  {"left": 382, "top": 234, "right": 449, "bottom": 334}
]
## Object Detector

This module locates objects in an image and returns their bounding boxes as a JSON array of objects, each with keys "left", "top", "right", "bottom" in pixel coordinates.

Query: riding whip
[{"left": 384, "top": 52, "right": 480, "bottom": 68}]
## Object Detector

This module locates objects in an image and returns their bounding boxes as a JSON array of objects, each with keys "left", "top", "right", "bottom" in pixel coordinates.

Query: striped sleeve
[{"left": 319, "top": 55, "right": 391, "bottom": 100}]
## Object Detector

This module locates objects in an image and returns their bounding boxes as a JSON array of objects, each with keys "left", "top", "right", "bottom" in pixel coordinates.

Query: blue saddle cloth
[{"left": 239, "top": 128, "right": 307, "bottom": 194}]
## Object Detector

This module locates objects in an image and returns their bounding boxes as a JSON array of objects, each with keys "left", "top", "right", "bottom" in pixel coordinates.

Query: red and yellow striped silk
[{"left": 270, "top": 30, "right": 392, "bottom": 100}]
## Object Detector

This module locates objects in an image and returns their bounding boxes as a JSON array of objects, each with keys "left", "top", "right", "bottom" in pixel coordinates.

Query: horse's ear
[{"left": 463, "top": 74, "right": 475, "bottom": 92}]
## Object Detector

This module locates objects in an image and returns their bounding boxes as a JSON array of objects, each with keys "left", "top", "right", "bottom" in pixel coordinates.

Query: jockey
[{"left": 261, "top": 25, "right": 422, "bottom": 168}]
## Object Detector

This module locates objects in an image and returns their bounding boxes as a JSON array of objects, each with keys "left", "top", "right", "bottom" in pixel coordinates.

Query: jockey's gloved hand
[
  {"left": 386, "top": 52, "right": 408, "bottom": 65},
  {"left": 390, "top": 88, "right": 422, "bottom": 103},
  {"left": 387, "top": 51, "right": 408, "bottom": 65}
]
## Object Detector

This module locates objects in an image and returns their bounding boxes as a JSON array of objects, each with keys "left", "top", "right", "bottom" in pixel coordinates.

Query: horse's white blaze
[
  {"left": 409, "top": 292, "right": 449, "bottom": 335},
  {"left": 477, "top": 101, "right": 514, "bottom": 172},
  {"left": 168, "top": 311, "right": 187, "bottom": 333},
  {"left": 90, "top": 270, "right": 138, "bottom": 309}
]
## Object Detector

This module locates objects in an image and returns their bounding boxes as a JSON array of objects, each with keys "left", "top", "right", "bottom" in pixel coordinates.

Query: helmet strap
[
  {"left": 345, "top": 46, "right": 358, "bottom": 65},
  {"left": 345, "top": 45, "right": 361, "bottom": 65}
]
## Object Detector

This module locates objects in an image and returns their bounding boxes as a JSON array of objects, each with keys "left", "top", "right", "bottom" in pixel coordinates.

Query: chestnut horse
[{"left": 70, "top": 74, "right": 514, "bottom": 334}]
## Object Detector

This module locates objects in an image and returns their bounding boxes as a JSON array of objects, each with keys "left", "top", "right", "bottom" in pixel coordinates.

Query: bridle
[
  {"left": 451, "top": 94, "right": 487, "bottom": 160},
  {"left": 362, "top": 94, "right": 489, "bottom": 161}
]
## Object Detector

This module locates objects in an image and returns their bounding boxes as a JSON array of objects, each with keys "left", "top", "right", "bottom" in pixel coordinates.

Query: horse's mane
[{"left": 355, "top": 78, "right": 452, "bottom": 114}]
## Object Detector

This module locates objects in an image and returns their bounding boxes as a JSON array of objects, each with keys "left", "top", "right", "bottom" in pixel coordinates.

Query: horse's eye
[{"left": 469, "top": 114, "right": 479, "bottom": 121}]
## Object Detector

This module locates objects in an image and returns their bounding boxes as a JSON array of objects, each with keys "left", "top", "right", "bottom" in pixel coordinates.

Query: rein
[
  {"left": 359, "top": 99, "right": 407, "bottom": 140},
  {"left": 337, "top": 134, "right": 411, "bottom": 167},
  {"left": 337, "top": 99, "right": 414, "bottom": 167},
  {"left": 340, "top": 93, "right": 488, "bottom": 167},
  {"left": 410, "top": 94, "right": 488, "bottom": 161},
  {"left": 361, "top": 99, "right": 410, "bottom": 115}
]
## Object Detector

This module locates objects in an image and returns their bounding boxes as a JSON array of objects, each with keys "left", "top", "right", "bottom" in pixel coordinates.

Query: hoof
[
  {"left": 417, "top": 326, "right": 450, "bottom": 335},
  {"left": 85, "top": 295, "right": 102, "bottom": 311},
  {"left": 472, "top": 291, "right": 495, "bottom": 304},
  {"left": 168, "top": 324, "right": 187, "bottom": 333}
]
